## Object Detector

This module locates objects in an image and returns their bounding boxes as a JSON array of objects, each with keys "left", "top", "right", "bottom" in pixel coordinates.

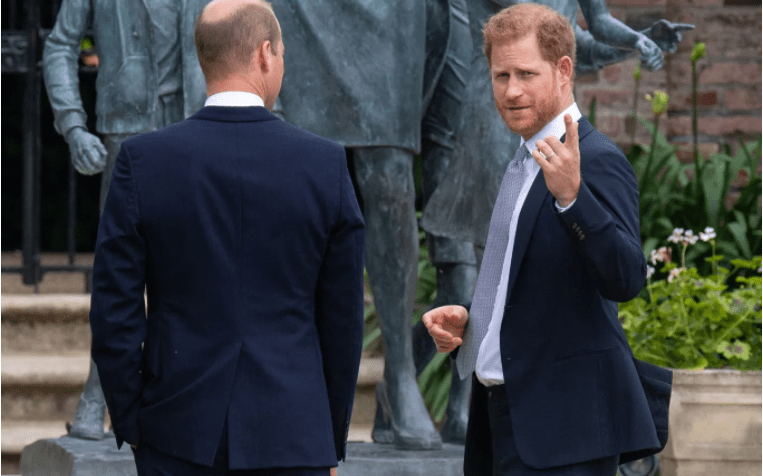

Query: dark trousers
[
  {"left": 132, "top": 420, "right": 331, "bottom": 476},
  {"left": 464, "top": 375, "right": 619, "bottom": 476}
]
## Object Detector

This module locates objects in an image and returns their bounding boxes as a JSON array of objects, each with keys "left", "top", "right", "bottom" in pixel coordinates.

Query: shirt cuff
[{"left": 555, "top": 197, "right": 577, "bottom": 213}]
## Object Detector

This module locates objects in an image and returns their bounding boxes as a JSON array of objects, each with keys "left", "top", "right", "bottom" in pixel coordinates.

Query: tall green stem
[
  {"left": 631, "top": 67, "right": 641, "bottom": 147},
  {"left": 639, "top": 114, "right": 660, "bottom": 195}
]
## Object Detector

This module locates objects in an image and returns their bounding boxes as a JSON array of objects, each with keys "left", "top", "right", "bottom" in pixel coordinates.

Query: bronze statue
[
  {"left": 273, "top": 0, "right": 474, "bottom": 449},
  {"left": 42, "top": 0, "right": 212, "bottom": 440}
]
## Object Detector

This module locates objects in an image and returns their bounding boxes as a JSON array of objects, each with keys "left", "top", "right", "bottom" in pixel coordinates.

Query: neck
[
  {"left": 559, "top": 88, "right": 575, "bottom": 113},
  {"left": 206, "top": 75, "right": 266, "bottom": 100}
]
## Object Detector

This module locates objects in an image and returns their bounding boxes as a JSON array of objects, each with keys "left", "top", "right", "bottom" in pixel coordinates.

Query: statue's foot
[
  {"left": 376, "top": 380, "right": 442, "bottom": 450},
  {"left": 371, "top": 400, "right": 395, "bottom": 444},
  {"left": 67, "top": 420, "right": 105, "bottom": 440},
  {"left": 439, "top": 412, "right": 468, "bottom": 445},
  {"left": 67, "top": 400, "right": 106, "bottom": 440}
]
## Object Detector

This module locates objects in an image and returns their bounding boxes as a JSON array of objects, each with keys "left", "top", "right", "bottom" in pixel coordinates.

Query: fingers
[
  {"left": 434, "top": 336, "right": 462, "bottom": 354},
  {"left": 563, "top": 114, "right": 579, "bottom": 153},
  {"left": 423, "top": 306, "right": 467, "bottom": 353}
]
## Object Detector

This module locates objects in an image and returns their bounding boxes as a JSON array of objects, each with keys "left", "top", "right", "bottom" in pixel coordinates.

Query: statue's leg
[
  {"left": 69, "top": 133, "right": 129, "bottom": 439},
  {"left": 67, "top": 358, "right": 107, "bottom": 439},
  {"left": 353, "top": 146, "right": 442, "bottom": 450}
]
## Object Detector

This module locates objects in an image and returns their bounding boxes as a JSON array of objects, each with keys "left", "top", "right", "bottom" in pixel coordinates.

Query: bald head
[{"left": 194, "top": 0, "right": 282, "bottom": 83}]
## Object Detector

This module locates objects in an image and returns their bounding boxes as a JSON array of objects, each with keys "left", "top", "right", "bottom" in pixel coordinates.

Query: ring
[{"left": 546, "top": 151, "right": 555, "bottom": 159}]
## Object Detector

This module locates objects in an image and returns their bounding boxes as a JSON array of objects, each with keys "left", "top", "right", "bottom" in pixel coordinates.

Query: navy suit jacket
[
  {"left": 469, "top": 117, "right": 671, "bottom": 469},
  {"left": 89, "top": 106, "right": 365, "bottom": 470}
]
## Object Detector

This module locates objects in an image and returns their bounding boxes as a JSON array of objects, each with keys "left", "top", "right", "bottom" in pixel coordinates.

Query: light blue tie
[{"left": 456, "top": 145, "right": 529, "bottom": 379}]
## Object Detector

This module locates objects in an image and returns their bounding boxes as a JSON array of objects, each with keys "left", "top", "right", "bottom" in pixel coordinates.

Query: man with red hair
[{"left": 424, "top": 4, "right": 671, "bottom": 475}]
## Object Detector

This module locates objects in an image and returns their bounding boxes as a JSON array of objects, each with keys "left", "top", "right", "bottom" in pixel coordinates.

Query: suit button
[
  {"left": 580, "top": 234, "right": 585, "bottom": 240},
  {"left": 487, "top": 390, "right": 493, "bottom": 398},
  {"left": 572, "top": 223, "right": 578, "bottom": 229}
]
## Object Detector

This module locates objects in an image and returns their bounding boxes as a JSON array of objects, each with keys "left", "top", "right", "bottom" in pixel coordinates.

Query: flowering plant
[{"left": 620, "top": 228, "right": 762, "bottom": 370}]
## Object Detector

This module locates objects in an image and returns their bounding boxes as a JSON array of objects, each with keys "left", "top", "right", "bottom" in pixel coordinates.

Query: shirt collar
[
  {"left": 204, "top": 91, "right": 265, "bottom": 108},
  {"left": 520, "top": 103, "right": 582, "bottom": 155}
]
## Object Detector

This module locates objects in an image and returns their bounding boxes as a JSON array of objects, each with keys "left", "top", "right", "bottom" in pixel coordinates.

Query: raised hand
[
  {"left": 532, "top": 114, "right": 580, "bottom": 208},
  {"left": 644, "top": 20, "right": 694, "bottom": 54},
  {"left": 422, "top": 305, "right": 469, "bottom": 353},
  {"left": 67, "top": 127, "right": 107, "bottom": 175}
]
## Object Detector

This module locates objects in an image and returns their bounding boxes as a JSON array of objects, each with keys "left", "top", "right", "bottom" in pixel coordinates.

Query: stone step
[
  {"left": 1, "top": 252, "right": 93, "bottom": 295},
  {"left": 1, "top": 294, "right": 92, "bottom": 354}
]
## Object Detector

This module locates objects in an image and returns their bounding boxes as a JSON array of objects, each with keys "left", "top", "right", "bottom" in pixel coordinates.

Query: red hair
[{"left": 483, "top": 3, "right": 576, "bottom": 72}]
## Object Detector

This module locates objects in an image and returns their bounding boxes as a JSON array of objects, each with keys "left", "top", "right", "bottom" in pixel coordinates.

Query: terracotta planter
[{"left": 660, "top": 369, "right": 762, "bottom": 476}]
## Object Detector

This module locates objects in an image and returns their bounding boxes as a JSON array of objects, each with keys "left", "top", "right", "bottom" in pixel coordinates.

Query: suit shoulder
[{"left": 579, "top": 123, "right": 630, "bottom": 168}]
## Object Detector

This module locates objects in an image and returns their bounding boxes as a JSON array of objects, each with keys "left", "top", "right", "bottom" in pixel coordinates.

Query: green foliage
[
  {"left": 628, "top": 118, "right": 762, "bottom": 268},
  {"left": 621, "top": 235, "right": 761, "bottom": 371},
  {"left": 690, "top": 42, "right": 706, "bottom": 62},
  {"left": 80, "top": 37, "right": 94, "bottom": 51},
  {"left": 418, "top": 352, "right": 451, "bottom": 423}
]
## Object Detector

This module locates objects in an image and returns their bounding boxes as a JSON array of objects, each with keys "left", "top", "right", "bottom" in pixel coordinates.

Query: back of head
[
  {"left": 483, "top": 3, "right": 576, "bottom": 73},
  {"left": 195, "top": 0, "right": 281, "bottom": 83}
]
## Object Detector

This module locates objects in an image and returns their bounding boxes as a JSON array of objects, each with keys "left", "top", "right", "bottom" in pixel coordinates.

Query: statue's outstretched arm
[
  {"left": 42, "top": 0, "right": 106, "bottom": 175},
  {"left": 578, "top": 0, "right": 663, "bottom": 71}
]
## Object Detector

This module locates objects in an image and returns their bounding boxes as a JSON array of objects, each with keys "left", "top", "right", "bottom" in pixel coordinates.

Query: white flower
[
  {"left": 667, "top": 267, "right": 685, "bottom": 283},
  {"left": 699, "top": 227, "right": 716, "bottom": 242},
  {"left": 646, "top": 266, "right": 655, "bottom": 279},
  {"left": 683, "top": 230, "right": 698, "bottom": 245},
  {"left": 650, "top": 246, "right": 671, "bottom": 265},
  {"left": 668, "top": 228, "right": 684, "bottom": 244}
]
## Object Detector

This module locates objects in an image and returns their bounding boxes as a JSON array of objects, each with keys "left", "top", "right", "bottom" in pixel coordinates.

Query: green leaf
[
  {"left": 728, "top": 212, "right": 752, "bottom": 259},
  {"left": 715, "top": 340, "right": 751, "bottom": 360}
]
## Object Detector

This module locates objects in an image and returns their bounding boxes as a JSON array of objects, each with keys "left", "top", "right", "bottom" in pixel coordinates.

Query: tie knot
[{"left": 511, "top": 145, "right": 529, "bottom": 168}]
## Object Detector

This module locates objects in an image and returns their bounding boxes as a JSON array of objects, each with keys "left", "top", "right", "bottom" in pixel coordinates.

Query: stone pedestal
[
  {"left": 20, "top": 436, "right": 135, "bottom": 476},
  {"left": 338, "top": 442, "right": 464, "bottom": 476},
  {"left": 660, "top": 369, "right": 762, "bottom": 476},
  {"left": 19, "top": 438, "right": 464, "bottom": 476}
]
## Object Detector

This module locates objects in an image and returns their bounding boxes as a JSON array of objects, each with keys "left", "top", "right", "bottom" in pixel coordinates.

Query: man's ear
[
  {"left": 258, "top": 40, "right": 273, "bottom": 72},
  {"left": 558, "top": 55, "right": 573, "bottom": 85}
]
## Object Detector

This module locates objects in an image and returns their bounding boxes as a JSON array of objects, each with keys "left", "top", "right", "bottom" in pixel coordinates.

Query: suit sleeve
[
  {"left": 314, "top": 150, "right": 366, "bottom": 461},
  {"left": 42, "top": 0, "right": 90, "bottom": 138},
  {"left": 89, "top": 144, "right": 147, "bottom": 448},
  {"left": 555, "top": 136, "right": 646, "bottom": 302}
]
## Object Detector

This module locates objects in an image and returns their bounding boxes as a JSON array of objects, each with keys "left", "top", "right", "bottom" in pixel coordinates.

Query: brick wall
[{"left": 574, "top": 0, "right": 761, "bottom": 158}]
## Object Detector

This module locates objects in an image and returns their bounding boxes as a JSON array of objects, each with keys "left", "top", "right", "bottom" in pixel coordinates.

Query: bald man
[{"left": 88, "top": 1, "right": 364, "bottom": 474}]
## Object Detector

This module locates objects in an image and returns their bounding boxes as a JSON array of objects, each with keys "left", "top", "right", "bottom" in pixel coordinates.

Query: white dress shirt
[
  {"left": 204, "top": 91, "right": 265, "bottom": 108},
  {"left": 475, "top": 103, "right": 583, "bottom": 386}
]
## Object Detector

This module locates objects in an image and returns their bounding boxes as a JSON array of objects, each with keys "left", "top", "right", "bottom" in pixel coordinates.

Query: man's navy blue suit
[
  {"left": 89, "top": 105, "right": 365, "bottom": 471},
  {"left": 463, "top": 117, "right": 672, "bottom": 474}
]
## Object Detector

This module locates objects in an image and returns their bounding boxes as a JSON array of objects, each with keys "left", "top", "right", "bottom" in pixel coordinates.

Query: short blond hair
[
  {"left": 195, "top": 1, "right": 281, "bottom": 82},
  {"left": 483, "top": 3, "right": 576, "bottom": 72}
]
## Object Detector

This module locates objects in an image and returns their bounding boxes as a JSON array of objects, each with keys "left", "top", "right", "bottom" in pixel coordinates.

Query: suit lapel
[{"left": 503, "top": 117, "right": 594, "bottom": 305}]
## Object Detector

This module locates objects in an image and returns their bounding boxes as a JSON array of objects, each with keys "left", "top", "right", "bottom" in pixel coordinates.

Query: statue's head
[
  {"left": 483, "top": 3, "right": 576, "bottom": 140},
  {"left": 195, "top": 0, "right": 283, "bottom": 109}
]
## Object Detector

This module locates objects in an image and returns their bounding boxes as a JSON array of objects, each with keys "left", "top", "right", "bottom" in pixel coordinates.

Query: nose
[{"left": 504, "top": 77, "right": 522, "bottom": 101}]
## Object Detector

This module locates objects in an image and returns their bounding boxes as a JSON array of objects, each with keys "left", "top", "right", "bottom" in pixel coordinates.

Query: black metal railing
[{"left": 2, "top": 0, "right": 94, "bottom": 291}]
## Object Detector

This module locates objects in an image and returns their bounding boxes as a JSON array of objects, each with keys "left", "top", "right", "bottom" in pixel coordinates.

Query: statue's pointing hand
[
  {"left": 645, "top": 20, "right": 694, "bottom": 54},
  {"left": 67, "top": 128, "right": 108, "bottom": 176}
]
